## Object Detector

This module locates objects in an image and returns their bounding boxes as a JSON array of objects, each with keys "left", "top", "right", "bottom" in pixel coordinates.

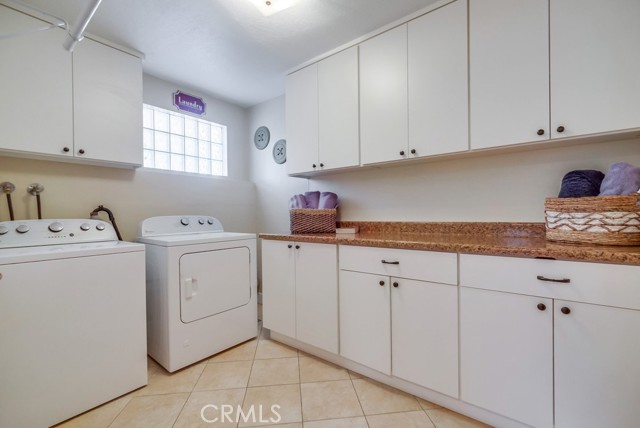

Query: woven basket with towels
[
  {"left": 289, "top": 191, "right": 338, "bottom": 234},
  {"left": 545, "top": 195, "right": 640, "bottom": 245}
]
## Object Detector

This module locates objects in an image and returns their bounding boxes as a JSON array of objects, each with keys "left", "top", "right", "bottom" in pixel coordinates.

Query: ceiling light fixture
[{"left": 248, "top": 0, "right": 300, "bottom": 16}]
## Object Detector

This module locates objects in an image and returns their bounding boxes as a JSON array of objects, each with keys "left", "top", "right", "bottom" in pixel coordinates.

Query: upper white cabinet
[
  {"left": 360, "top": 0, "right": 469, "bottom": 164},
  {"left": 73, "top": 38, "right": 143, "bottom": 166},
  {"left": 469, "top": 0, "right": 550, "bottom": 149},
  {"left": 318, "top": 47, "right": 360, "bottom": 171},
  {"left": 360, "top": 25, "right": 408, "bottom": 165},
  {"left": 470, "top": 0, "right": 640, "bottom": 149},
  {"left": 287, "top": 47, "right": 359, "bottom": 175},
  {"left": 0, "top": 6, "right": 73, "bottom": 157},
  {"left": 286, "top": 64, "right": 318, "bottom": 175},
  {"left": 550, "top": 0, "right": 640, "bottom": 138},
  {"left": 0, "top": 5, "right": 142, "bottom": 167},
  {"left": 408, "top": 0, "right": 468, "bottom": 156}
]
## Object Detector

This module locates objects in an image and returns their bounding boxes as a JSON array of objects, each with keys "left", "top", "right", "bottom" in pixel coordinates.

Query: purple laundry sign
[{"left": 173, "top": 91, "right": 206, "bottom": 115}]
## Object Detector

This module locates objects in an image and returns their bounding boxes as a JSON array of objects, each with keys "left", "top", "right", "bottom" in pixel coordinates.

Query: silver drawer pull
[
  {"left": 537, "top": 275, "right": 571, "bottom": 284},
  {"left": 381, "top": 260, "right": 400, "bottom": 265}
]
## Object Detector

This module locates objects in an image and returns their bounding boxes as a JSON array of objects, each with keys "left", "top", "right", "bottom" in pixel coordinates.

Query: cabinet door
[
  {"left": 550, "top": 0, "right": 640, "bottom": 138},
  {"left": 408, "top": 0, "right": 468, "bottom": 157},
  {"left": 318, "top": 46, "right": 359, "bottom": 170},
  {"left": 392, "top": 278, "right": 458, "bottom": 398},
  {"left": 286, "top": 64, "right": 319, "bottom": 174},
  {"left": 339, "top": 270, "right": 391, "bottom": 374},
  {"left": 295, "top": 243, "right": 338, "bottom": 353},
  {"left": 555, "top": 301, "right": 640, "bottom": 428},
  {"left": 469, "top": 0, "right": 549, "bottom": 149},
  {"left": 460, "top": 287, "right": 553, "bottom": 428},
  {"left": 262, "top": 240, "right": 296, "bottom": 338},
  {"left": 0, "top": 7, "right": 73, "bottom": 157},
  {"left": 73, "top": 38, "right": 142, "bottom": 166},
  {"left": 360, "top": 25, "right": 408, "bottom": 165}
]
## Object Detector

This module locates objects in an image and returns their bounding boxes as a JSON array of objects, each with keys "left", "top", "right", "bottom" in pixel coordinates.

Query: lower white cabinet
[
  {"left": 392, "top": 276, "right": 458, "bottom": 398},
  {"left": 339, "top": 247, "right": 459, "bottom": 397},
  {"left": 460, "top": 287, "right": 553, "bottom": 428},
  {"left": 460, "top": 254, "right": 640, "bottom": 428},
  {"left": 554, "top": 300, "right": 640, "bottom": 428},
  {"left": 262, "top": 240, "right": 338, "bottom": 353},
  {"left": 339, "top": 270, "right": 391, "bottom": 374}
]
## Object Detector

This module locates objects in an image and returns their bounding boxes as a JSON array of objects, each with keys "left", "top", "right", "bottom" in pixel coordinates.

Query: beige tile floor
[{"left": 56, "top": 325, "right": 492, "bottom": 428}]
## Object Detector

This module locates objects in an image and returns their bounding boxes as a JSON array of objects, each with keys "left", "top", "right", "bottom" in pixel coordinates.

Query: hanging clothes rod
[{"left": 0, "top": 0, "right": 69, "bottom": 39}]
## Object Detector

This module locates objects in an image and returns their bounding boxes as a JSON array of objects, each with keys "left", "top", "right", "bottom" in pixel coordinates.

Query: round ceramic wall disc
[
  {"left": 273, "top": 139, "right": 286, "bottom": 164},
  {"left": 254, "top": 126, "right": 270, "bottom": 150}
]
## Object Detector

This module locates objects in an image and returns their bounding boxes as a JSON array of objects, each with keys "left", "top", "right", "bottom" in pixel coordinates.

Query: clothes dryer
[{"left": 138, "top": 215, "right": 257, "bottom": 372}]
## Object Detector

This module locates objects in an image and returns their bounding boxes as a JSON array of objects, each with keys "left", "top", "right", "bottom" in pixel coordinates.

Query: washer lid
[
  {"left": 138, "top": 231, "right": 256, "bottom": 247},
  {"left": 0, "top": 241, "right": 144, "bottom": 264}
]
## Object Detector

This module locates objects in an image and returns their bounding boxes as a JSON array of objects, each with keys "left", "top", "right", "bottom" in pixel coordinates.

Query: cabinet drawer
[
  {"left": 339, "top": 245, "right": 457, "bottom": 285},
  {"left": 460, "top": 254, "right": 640, "bottom": 310}
]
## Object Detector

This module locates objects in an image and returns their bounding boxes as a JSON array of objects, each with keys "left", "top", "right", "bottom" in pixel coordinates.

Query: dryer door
[{"left": 179, "top": 246, "right": 251, "bottom": 323}]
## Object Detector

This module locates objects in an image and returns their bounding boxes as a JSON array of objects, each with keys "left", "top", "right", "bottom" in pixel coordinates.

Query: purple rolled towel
[
  {"left": 318, "top": 192, "right": 338, "bottom": 209},
  {"left": 558, "top": 170, "right": 605, "bottom": 198},
  {"left": 599, "top": 162, "right": 640, "bottom": 196},
  {"left": 289, "top": 194, "right": 307, "bottom": 209},
  {"left": 304, "top": 191, "right": 320, "bottom": 209}
]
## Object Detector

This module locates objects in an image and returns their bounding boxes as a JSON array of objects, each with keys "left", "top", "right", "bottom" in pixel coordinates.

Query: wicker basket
[
  {"left": 545, "top": 195, "right": 640, "bottom": 245},
  {"left": 290, "top": 208, "right": 337, "bottom": 234}
]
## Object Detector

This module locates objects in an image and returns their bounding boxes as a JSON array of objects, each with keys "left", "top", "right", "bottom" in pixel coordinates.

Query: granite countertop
[{"left": 259, "top": 222, "right": 640, "bottom": 266}]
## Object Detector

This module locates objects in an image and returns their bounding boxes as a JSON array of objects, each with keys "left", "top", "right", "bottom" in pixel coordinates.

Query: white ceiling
[{"left": 12, "top": 0, "right": 438, "bottom": 107}]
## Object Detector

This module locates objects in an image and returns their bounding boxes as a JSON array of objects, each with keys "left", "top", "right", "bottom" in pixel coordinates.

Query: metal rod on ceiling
[
  {"left": 0, "top": 0, "right": 68, "bottom": 40},
  {"left": 63, "top": 0, "right": 103, "bottom": 52}
]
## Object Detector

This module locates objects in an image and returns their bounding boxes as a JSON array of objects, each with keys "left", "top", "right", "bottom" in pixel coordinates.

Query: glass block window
[{"left": 142, "top": 104, "right": 227, "bottom": 176}]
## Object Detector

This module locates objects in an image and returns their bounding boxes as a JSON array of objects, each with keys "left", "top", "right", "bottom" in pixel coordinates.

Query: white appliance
[
  {"left": 138, "top": 215, "right": 257, "bottom": 372},
  {"left": 0, "top": 219, "right": 147, "bottom": 428}
]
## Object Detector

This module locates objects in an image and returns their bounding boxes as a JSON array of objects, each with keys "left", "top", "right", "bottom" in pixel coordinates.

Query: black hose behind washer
[{"left": 90, "top": 205, "right": 123, "bottom": 241}]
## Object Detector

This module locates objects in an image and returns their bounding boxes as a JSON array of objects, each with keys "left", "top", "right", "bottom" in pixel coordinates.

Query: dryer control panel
[{"left": 138, "top": 216, "right": 224, "bottom": 237}]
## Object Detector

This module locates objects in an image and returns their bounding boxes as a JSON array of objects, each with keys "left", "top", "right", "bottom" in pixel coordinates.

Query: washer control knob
[
  {"left": 0, "top": 225, "right": 8, "bottom": 235},
  {"left": 207, "top": 219, "right": 214, "bottom": 225},
  {"left": 180, "top": 218, "right": 190, "bottom": 226},
  {"left": 80, "top": 223, "right": 91, "bottom": 231},
  {"left": 16, "top": 224, "right": 30, "bottom": 234},
  {"left": 96, "top": 223, "right": 106, "bottom": 231},
  {"left": 48, "top": 222, "right": 64, "bottom": 233},
  {"left": 198, "top": 218, "right": 205, "bottom": 225}
]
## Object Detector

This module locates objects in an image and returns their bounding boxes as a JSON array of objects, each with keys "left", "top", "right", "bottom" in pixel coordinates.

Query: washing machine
[
  {"left": 0, "top": 219, "right": 147, "bottom": 428},
  {"left": 138, "top": 215, "right": 257, "bottom": 372}
]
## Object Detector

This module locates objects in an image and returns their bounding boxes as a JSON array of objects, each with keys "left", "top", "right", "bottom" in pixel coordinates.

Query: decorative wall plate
[
  {"left": 253, "top": 126, "right": 270, "bottom": 150},
  {"left": 273, "top": 139, "right": 286, "bottom": 164}
]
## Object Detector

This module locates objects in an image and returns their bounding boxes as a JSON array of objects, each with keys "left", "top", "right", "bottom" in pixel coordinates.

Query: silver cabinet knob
[
  {"left": 96, "top": 223, "right": 106, "bottom": 231},
  {"left": 180, "top": 218, "right": 190, "bottom": 226},
  {"left": 80, "top": 223, "right": 91, "bottom": 231},
  {"left": 48, "top": 222, "right": 64, "bottom": 233},
  {"left": 16, "top": 224, "right": 30, "bottom": 234},
  {"left": 0, "top": 225, "right": 8, "bottom": 235}
]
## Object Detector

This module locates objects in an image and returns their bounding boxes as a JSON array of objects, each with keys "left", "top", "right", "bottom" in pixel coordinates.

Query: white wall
[
  {"left": 248, "top": 96, "right": 640, "bottom": 229},
  {"left": 311, "top": 139, "right": 640, "bottom": 222},
  {"left": 0, "top": 157, "right": 257, "bottom": 240},
  {"left": 0, "top": 74, "right": 257, "bottom": 239},
  {"left": 248, "top": 95, "right": 308, "bottom": 233},
  {"left": 143, "top": 73, "right": 251, "bottom": 180}
]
